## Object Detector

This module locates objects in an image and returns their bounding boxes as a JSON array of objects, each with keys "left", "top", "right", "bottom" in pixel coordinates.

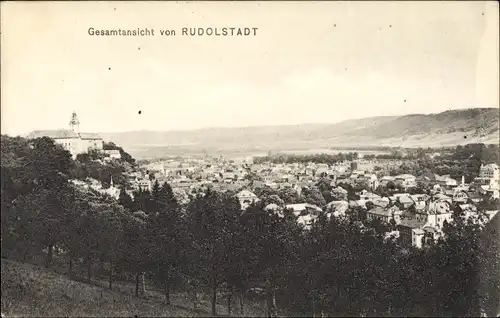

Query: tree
[
  {"left": 118, "top": 188, "right": 134, "bottom": 211},
  {"left": 260, "top": 194, "right": 285, "bottom": 207},
  {"left": 118, "top": 210, "right": 153, "bottom": 297},
  {"left": 150, "top": 182, "right": 183, "bottom": 304},
  {"left": 278, "top": 187, "right": 302, "bottom": 205},
  {"left": 242, "top": 205, "right": 302, "bottom": 317},
  {"left": 95, "top": 203, "right": 126, "bottom": 290},
  {"left": 428, "top": 206, "right": 486, "bottom": 316},
  {"left": 185, "top": 189, "right": 242, "bottom": 316},
  {"left": 302, "top": 186, "right": 327, "bottom": 207}
]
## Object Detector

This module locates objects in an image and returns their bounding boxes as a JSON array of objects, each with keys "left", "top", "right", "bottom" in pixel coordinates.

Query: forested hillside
[
  {"left": 100, "top": 108, "right": 499, "bottom": 158},
  {"left": 1, "top": 134, "right": 498, "bottom": 317}
]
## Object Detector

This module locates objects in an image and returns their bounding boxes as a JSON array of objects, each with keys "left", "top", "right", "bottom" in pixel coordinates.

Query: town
[
  {"left": 24, "top": 112, "right": 500, "bottom": 250},
  {"left": 132, "top": 150, "right": 499, "bottom": 248},
  {"left": 44, "top": 113, "right": 499, "bottom": 250}
]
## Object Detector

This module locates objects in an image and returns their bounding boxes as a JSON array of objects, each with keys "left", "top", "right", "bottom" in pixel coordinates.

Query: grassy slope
[{"left": 1, "top": 259, "right": 266, "bottom": 317}]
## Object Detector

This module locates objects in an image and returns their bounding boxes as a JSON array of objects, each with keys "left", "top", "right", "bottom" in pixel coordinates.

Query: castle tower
[{"left": 69, "top": 111, "right": 80, "bottom": 133}]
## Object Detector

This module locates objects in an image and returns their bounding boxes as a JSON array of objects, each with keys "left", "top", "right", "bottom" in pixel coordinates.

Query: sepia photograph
[{"left": 1, "top": 1, "right": 499, "bottom": 317}]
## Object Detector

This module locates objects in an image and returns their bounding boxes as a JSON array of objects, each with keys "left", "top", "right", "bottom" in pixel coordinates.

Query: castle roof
[
  {"left": 27, "top": 130, "right": 79, "bottom": 139},
  {"left": 79, "top": 133, "right": 102, "bottom": 140},
  {"left": 27, "top": 130, "right": 102, "bottom": 140}
]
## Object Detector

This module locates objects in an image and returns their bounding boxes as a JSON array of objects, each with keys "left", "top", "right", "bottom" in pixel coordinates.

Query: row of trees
[
  {"left": 254, "top": 153, "right": 360, "bottom": 165},
  {"left": 1, "top": 135, "right": 498, "bottom": 317}
]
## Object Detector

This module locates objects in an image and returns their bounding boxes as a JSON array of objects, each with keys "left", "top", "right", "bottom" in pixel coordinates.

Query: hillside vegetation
[
  {"left": 1, "top": 259, "right": 265, "bottom": 317},
  {"left": 1, "top": 259, "right": 194, "bottom": 317},
  {"left": 99, "top": 108, "right": 499, "bottom": 159}
]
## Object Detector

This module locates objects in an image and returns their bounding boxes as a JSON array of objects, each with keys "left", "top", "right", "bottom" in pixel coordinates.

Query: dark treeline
[
  {"left": 254, "top": 153, "right": 360, "bottom": 165},
  {"left": 255, "top": 144, "right": 499, "bottom": 166},
  {"left": 386, "top": 144, "right": 500, "bottom": 183},
  {"left": 1, "top": 135, "right": 499, "bottom": 317}
]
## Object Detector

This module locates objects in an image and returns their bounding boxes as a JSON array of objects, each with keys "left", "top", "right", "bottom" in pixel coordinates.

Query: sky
[{"left": 1, "top": 1, "right": 499, "bottom": 136}]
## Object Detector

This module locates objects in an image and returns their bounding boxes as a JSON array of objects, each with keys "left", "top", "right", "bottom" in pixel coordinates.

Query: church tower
[{"left": 69, "top": 111, "right": 80, "bottom": 134}]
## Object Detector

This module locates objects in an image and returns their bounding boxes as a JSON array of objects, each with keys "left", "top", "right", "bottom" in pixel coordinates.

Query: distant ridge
[{"left": 98, "top": 108, "right": 499, "bottom": 159}]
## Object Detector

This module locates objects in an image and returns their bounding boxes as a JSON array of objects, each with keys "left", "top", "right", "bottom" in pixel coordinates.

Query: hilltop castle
[{"left": 27, "top": 112, "right": 103, "bottom": 158}]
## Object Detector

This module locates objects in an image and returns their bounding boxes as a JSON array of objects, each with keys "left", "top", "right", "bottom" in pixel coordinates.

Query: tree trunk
[
  {"left": 191, "top": 281, "right": 198, "bottom": 310},
  {"left": 239, "top": 289, "right": 244, "bottom": 315},
  {"left": 272, "top": 289, "right": 277, "bottom": 317},
  {"left": 108, "top": 260, "right": 113, "bottom": 290},
  {"left": 193, "top": 290, "right": 198, "bottom": 310},
  {"left": 68, "top": 254, "right": 73, "bottom": 278},
  {"left": 23, "top": 247, "right": 29, "bottom": 262},
  {"left": 312, "top": 292, "right": 316, "bottom": 317},
  {"left": 211, "top": 284, "right": 217, "bottom": 316},
  {"left": 227, "top": 286, "right": 233, "bottom": 315},
  {"left": 164, "top": 277, "right": 171, "bottom": 305},
  {"left": 266, "top": 280, "right": 277, "bottom": 317},
  {"left": 140, "top": 272, "right": 146, "bottom": 296},
  {"left": 135, "top": 273, "right": 140, "bottom": 297},
  {"left": 87, "top": 257, "right": 92, "bottom": 283},
  {"left": 266, "top": 284, "right": 271, "bottom": 318},
  {"left": 211, "top": 263, "right": 217, "bottom": 316},
  {"left": 45, "top": 244, "right": 53, "bottom": 268}
]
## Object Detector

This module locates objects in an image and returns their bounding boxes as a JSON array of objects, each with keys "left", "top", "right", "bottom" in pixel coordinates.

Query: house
[
  {"left": 421, "top": 226, "right": 439, "bottom": 245},
  {"left": 432, "top": 193, "right": 453, "bottom": 203},
  {"left": 474, "top": 163, "right": 500, "bottom": 191},
  {"left": 410, "top": 194, "right": 430, "bottom": 210},
  {"left": 394, "top": 174, "right": 417, "bottom": 188},
  {"left": 457, "top": 203, "right": 479, "bottom": 219},
  {"left": 425, "top": 199, "right": 453, "bottom": 230},
  {"left": 379, "top": 176, "right": 396, "bottom": 187},
  {"left": 367, "top": 207, "right": 393, "bottom": 223},
  {"left": 479, "top": 163, "right": 500, "bottom": 182},
  {"left": 315, "top": 164, "right": 330, "bottom": 177},
  {"left": 372, "top": 197, "right": 391, "bottom": 208},
  {"left": 265, "top": 203, "right": 283, "bottom": 215},
  {"left": 325, "top": 200, "right": 349, "bottom": 217},
  {"left": 485, "top": 189, "right": 499, "bottom": 199},
  {"left": 357, "top": 190, "right": 381, "bottom": 202},
  {"left": 285, "top": 203, "right": 322, "bottom": 216},
  {"left": 367, "top": 174, "right": 379, "bottom": 190},
  {"left": 297, "top": 214, "right": 318, "bottom": 230},
  {"left": 484, "top": 210, "right": 499, "bottom": 221},
  {"left": 397, "top": 219, "right": 427, "bottom": 248},
  {"left": 236, "top": 190, "right": 259, "bottom": 210},
  {"left": 435, "top": 174, "right": 458, "bottom": 187},
  {"left": 101, "top": 177, "right": 120, "bottom": 199},
  {"left": 104, "top": 149, "right": 121, "bottom": 159},
  {"left": 398, "top": 195, "right": 414, "bottom": 209},
  {"left": 27, "top": 112, "right": 103, "bottom": 158},
  {"left": 452, "top": 190, "right": 469, "bottom": 203}
]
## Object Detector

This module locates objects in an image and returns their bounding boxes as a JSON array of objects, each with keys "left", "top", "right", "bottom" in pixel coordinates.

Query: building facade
[{"left": 27, "top": 112, "right": 103, "bottom": 158}]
